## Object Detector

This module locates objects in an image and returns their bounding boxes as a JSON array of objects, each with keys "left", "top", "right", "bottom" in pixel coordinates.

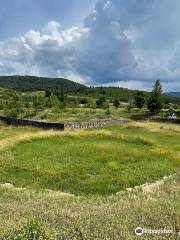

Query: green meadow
[
  {"left": 0, "top": 122, "right": 179, "bottom": 195},
  {"left": 0, "top": 121, "right": 180, "bottom": 239}
]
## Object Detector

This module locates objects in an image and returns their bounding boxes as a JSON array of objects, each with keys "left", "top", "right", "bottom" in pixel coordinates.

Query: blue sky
[
  {"left": 0, "top": 0, "right": 180, "bottom": 91},
  {"left": 0, "top": 0, "right": 97, "bottom": 39}
]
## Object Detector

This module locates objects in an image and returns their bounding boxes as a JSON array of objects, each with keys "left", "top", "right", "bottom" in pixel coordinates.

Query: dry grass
[
  {"left": 0, "top": 174, "right": 179, "bottom": 239},
  {"left": 0, "top": 129, "right": 112, "bottom": 151},
  {"left": 0, "top": 122, "right": 179, "bottom": 239},
  {"left": 130, "top": 121, "right": 180, "bottom": 132}
]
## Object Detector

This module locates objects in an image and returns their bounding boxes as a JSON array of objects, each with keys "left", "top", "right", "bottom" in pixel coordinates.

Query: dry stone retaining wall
[
  {"left": 64, "top": 118, "right": 129, "bottom": 129},
  {"left": 0, "top": 116, "right": 64, "bottom": 130},
  {"left": 0, "top": 116, "right": 129, "bottom": 130},
  {"left": 150, "top": 116, "right": 180, "bottom": 124}
]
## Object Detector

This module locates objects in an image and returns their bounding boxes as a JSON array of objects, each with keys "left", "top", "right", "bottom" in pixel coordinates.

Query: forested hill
[
  {"left": 75, "top": 86, "right": 149, "bottom": 101},
  {"left": 75, "top": 87, "right": 180, "bottom": 103},
  {"left": 0, "top": 76, "right": 148, "bottom": 101},
  {"left": 0, "top": 76, "right": 87, "bottom": 92},
  {"left": 165, "top": 92, "right": 180, "bottom": 98},
  {"left": 0, "top": 75, "right": 180, "bottom": 103}
]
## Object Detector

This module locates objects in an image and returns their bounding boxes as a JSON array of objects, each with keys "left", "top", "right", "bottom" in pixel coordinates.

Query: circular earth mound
[{"left": 1, "top": 133, "right": 178, "bottom": 195}]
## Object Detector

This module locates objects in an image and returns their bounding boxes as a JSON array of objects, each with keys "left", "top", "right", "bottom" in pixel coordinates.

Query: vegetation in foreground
[
  {"left": 0, "top": 121, "right": 179, "bottom": 239},
  {"left": 0, "top": 76, "right": 180, "bottom": 239},
  {"left": 0, "top": 174, "right": 179, "bottom": 239},
  {"left": 0, "top": 122, "right": 179, "bottom": 195}
]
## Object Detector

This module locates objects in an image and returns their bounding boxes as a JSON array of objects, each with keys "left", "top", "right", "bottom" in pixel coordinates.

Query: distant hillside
[
  {"left": 165, "top": 92, "right": 180, "bottom": 98},
  {"left": 0, "top": 76, "right": 86, "bottom": 92},
  {"left": 74, "top": 86, "right": 149, "bottom": 101},
  {"left": 0, "top": 76, "right": 147, "bottom": 101},
  {"left": 0, "top": 76, "right": 180, "bottom": 104},
  {"left": 75, "top": 87, "right": 180, "bottom": 104}
]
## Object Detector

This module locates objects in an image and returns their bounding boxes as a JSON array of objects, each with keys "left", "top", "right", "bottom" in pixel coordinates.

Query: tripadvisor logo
[
  {"left": 135, "top": 226, "right": 174, "bottom": 236},
  {"left": 135, "top": 227, "right": 144, "bottom": 236}
]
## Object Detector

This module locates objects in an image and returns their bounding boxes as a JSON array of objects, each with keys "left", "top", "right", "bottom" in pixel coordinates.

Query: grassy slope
[
  {"left": 0, "top": 122, "right": 179, "bottom": 195},
  {"left": 0, "top": 174, "right": 179, "bottom": 239},
  {"left": 0, "top": 121, "right": 180, "bottom": 239}
]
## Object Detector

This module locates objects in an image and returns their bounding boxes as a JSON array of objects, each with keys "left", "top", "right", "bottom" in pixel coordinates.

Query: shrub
[
  {"left": 79, "top": 98, "right": 88, "bottom": 105},
  {"left": 45, "top": 89, "right": 52, "bottom": 98},
  {"left": 2, "top": 219, "right": 57, "bottom": 240},
  {"left": 166, "top": 103, "right": 175, "bottom": 116},
  {"left": 175, "top": 109, "right": 180, "bottom": 117},
  {"left": 46, "top": 95, "right": 60, "bottom": 109},
  {"left": 134, "top": 91, "right": 145, "bottom": 109},
  {"left": 96, "top": 97, "right": 106, "bottom": 108},
  {"left": 126, "top": 101, "right": 134, "bottom": 113},
  {"left": 105, "top": 106, "right": 111, "bottom": 115},
  {"left": 113, "top": 99, "right": 120, "bottom": 108}
]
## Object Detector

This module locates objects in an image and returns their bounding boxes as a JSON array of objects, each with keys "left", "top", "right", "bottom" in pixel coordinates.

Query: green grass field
[
  {"left": 0, "top": 122, "right": 179, "bottom": 195},
  {"left": 0, "top": 121, "right": 180, "bottom": 239}
]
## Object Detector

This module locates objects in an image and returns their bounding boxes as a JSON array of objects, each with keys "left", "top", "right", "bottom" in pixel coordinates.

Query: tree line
[{"left": 0, "top": 79, "right": 179, "bottom": 119}]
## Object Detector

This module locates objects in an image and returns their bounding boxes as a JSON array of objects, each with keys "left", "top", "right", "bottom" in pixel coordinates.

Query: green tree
[
  {"left": 105, "top": 105, "right": 111, "bottom": 115},
  {"left": 147, "top": 80, "right": 164, "bottom": 114},
  {"left": 4, "top": 92, "right": 25, "bottom": 117},
  {"left": 167, "top": 103, "right": 175, "bottom": 116},
  {"left": 113, "top": 99, "right": 120, "bottom": 108},
  {"left": 126, "top": 100, "right": 134, "bottom": 113},
  {"left": 46, "top": 94, "right": 60, "bottom": 109},
  {"left": 54, "top": 88, "right": 66, "bottom": 102},
  {"left": 96, "top": 97, "right": 106, "bottom": 108},
  {"left": 79, "top": 98, "right": 88, "bottom": 105},
  {"left": 134, "top": 91, "right": 145, "bottom": 109},
  {"left": 45, "top": 89, "right": 52, "bottom": 98}
]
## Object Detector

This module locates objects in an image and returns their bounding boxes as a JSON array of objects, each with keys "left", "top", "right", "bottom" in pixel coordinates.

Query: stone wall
[
  {"left": 150, "top": 117, "right": 180, "bottom": 124},
  {"left": 0, "top": 116, "right": 129, "bottom": 130},
  {"left": 0, "top": 116, "right": 64, "bottom": 130},
  {"left": 64, "top": 118, "right": 129, "bottom": 129}
]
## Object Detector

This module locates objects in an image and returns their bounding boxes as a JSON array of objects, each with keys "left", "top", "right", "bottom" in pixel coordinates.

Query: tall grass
[
  {"left": 0, "top": 123, "right": 179, "bottom": 195},
  {"left": 0, "top": 174, "right": 179, "bottom": 239},
  {"left": 0, "top": 122, "right": 179, "bottom": 239}
]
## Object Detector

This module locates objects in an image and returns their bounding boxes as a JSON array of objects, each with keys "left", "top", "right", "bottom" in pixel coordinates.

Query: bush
[
  {"left": 175, "top": 109, "right": 180, "bottom": 117},
  {"left": 96, "top": 97, "right": 106, "bottom": 108},
  {"left": 134, "top": 91, "right": 145, "bottom": 109},
  {"left": 126, "top": 101, "right": 134, "bottom": 113},
  {"left": 2, "top": 219, "right": 57, "bottom": 240},
  {"left": 105, "top": 106, "right": 111, "bottom": 115},
  {"left": 45, "top": 89, "right": 52, "bottom": 98},
  {"left": 79, "top": 98, "right": 88, "bottom": 105},
  {"left": 46, "top": 95, "right": 60, "bottom": 109},
  {"left": 113, "top": 99, "right": 120, "bottom": 108},
  {"left": 166, "top": 103, "right": 175, "bottom": 116}
]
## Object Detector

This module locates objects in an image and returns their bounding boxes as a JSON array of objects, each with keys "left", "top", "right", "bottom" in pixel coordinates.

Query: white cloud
[
  {"left": 0, "top": 21, "right": 88, "bottom": 77},
  {"left": 0, "top": 1, "right": 180, "bottom": 91},
  {"left": 103, "top": 1, "right": 111, "bottom": 10}
]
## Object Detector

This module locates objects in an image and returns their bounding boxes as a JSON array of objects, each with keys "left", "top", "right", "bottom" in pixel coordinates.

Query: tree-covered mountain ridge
[
  {"left": 0, "top": 75, "right": 87, "bottom": 92},
  {"left": 165, "top": 92, "right": 180, "bottom": 97},
  {"left": 0, "top": 75, "right": 180, "bottom": 103}
]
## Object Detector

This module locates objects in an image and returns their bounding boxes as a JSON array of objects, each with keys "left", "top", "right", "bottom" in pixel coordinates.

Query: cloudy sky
[{"left": 0, "top": 0, "right": 180, "bottom": 91}]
